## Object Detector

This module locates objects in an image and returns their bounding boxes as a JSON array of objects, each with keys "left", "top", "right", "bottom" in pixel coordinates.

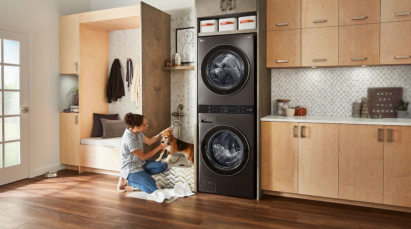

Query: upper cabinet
[
  {"left": 381, "top": 21, "right": 411, "bottom": 65},
  {"left": 381, "top": 0, "right": 411, "bottom": 23},
  {"left": 267, "top": 29, "right": 301, "bottom": 68},
  {"left": 267, "top": 0, "right": 301, "bottom": 31},
  {"left": 196, "top": 0, "right": 256, "bottom": 18},
  {"left": 339, "top": 24, "right": 380, "bottom": 66},
  {"left": 60, "top": 14, "right": 79, "bottom": 75},
  {"left": 302, "top": 27, "right": 338, "bottom": 67},
  {"left": 339, "top": 0, "right": 380, "bottom": 26},
  {"left": 302, "top": 0, "right": 338, "bottom": 28}
]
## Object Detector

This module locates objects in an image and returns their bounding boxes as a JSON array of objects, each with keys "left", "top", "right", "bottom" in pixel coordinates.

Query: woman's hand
[
  {"left": 159, "top": 142, "right": 168, "bottom": 149},
  {"left": 166, "top": 126, "right": 175, "bottom": 133}
]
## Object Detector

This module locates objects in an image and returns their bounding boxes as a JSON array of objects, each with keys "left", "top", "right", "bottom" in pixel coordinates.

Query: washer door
[
  {"left": 201, "top": 45, "right": 250, "bottom": 96},
  {"left": 201, "top": 125, "right": 250, "bottom": 176}
]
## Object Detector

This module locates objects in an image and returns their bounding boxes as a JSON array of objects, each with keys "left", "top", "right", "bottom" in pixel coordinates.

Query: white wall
[
  {"left": 0, "top": 0, "right": 91, "bottom": 178},
  {"left": 91, "top": 0, "right": 194, "bottom": 14}
]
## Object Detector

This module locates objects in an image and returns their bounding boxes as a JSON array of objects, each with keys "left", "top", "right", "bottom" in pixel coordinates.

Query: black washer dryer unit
[
  {"left": 198, "top": 106, "right": 256, "bottom": 199},
  {"left": 198, "top": 33, "right": 255, "bottom": 105}
]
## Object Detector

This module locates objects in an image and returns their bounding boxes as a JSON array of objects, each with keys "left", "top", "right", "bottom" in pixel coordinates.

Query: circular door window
[
  {"left": 201, "top": 45, "right": 250, "bottom": 96},
  {"left": 201, "top": 126, "right": 250, "bottom": 176}
]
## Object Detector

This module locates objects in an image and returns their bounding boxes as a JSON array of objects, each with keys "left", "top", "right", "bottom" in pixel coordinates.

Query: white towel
[
  {"left": 130, "top": 60, "right": 141, "bottom": 109},
  {"left": 146, "top": 182, "right": 195, "bottom": 203}
]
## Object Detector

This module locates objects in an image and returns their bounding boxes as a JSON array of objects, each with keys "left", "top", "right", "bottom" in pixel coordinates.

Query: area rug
[{"left": 126, "top": 182, "right": 194, "bottom": 203}]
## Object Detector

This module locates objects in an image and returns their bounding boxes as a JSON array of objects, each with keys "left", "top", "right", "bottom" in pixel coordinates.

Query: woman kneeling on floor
[{"left": 118, "top": 112, "right": 173, "bottom": 193}]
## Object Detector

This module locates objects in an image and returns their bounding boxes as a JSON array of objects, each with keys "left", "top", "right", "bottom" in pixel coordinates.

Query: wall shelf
[
  {"left": 162, "top": 66, "right": 195, "bottom": 70},
  {"left": 198, "top": 29, "right": 257, "bottom": 37}
]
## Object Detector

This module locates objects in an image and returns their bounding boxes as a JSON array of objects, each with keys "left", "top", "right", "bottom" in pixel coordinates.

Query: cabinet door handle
[
  {"left": 394, "top": 55, "right": 410, "bottom": 59},
  {"left": 352, "top": 16, "right": 367, "bottom": 20},
  {"left": 300, "top": 126, "right": 305, "bottom": 138},
  {"left": 352, "top": 57, "right": 366, "bottom": 61},
  {"left": 276, "top": 23, "right": 289, "bottom": 26},
  {"left": 227, "top": 0, "right": 234, "bottom": 11},
  {"left": 220, "top": 0, "right": 227, "bottom": 11},
  {"left": 378, "top": 128, "right": 383, "bottom": 142},
  {"left": 293, "top": 125, "right": 298, "bottom": 138},
  {"left": 387, "top": 129, "right": 392, "bottom": 142},
  {"left": 396, "top": 12, "right": 411, "bottom": 17},
  {"left": 276, "top": 60, "right": 289, "bottom": 63},
  {"left": 75, "top": 115, "right": 78, "bottom": 125},
  {"left": 313, "top": 59, "right": 327, "bottom": 62},
  {"left": 74, "top": 62, "right": 79, "bottom": 72},
  {"left": 313, "top": 19, "right": 327, "bottom": 23}
]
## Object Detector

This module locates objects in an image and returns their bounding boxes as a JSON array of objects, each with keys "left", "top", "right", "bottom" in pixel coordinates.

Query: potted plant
[
  {"left": 66, "top": 87, "right": 79, "bottom": 107},
  {"left": 396, "top": 99, "right": 409, "bottom": 118}
]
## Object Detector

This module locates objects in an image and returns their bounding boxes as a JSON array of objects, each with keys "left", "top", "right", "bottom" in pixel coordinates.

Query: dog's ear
[{"left": 169, "top": 132, "right": 175, "bottom": 145}]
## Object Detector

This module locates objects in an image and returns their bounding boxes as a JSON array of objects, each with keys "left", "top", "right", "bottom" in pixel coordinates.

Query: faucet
[{"left": 172, "top": 104, "right": 184, "bottom": 139}]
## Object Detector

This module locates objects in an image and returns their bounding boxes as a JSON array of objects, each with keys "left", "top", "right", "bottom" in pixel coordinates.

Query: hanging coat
[{"left": 107, "top": 59, "right": 125, "bottom": 103}]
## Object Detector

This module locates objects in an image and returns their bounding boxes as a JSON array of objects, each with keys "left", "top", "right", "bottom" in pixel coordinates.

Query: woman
[{"left": 117, "top": 112, "right": 173, "bottom": 194}]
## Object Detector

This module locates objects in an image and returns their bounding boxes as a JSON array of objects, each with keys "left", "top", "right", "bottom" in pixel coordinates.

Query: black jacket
[{"left": 107, "top": 59, "right": 125, "bottom": 103}]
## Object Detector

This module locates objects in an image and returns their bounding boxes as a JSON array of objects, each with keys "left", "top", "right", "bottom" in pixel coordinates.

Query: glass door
[{"left": 0, "top": 30, "right": 29, "bottom": 186}]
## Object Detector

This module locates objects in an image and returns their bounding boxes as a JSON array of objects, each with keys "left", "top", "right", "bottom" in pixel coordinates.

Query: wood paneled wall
[
  {"left": 79, "top": 24, "right": 109, "bottom": 139},
  {"left": 140, "top": 2, "right": 171, "bottom": 154}
]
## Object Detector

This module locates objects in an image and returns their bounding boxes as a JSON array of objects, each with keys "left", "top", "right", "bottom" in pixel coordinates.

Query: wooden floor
[{"left": 1, "top": 170, "right": 411, "bottom": 229}]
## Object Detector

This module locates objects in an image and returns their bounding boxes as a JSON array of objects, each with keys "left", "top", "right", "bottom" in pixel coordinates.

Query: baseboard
[
  {"left": 30, "top": 163, "right": 66, "bottom": 178},
  {"left": 264, "top": 190, "right": 411, "bottom": 213}
]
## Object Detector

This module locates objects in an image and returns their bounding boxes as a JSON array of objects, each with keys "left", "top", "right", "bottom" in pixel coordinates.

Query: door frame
[{"left": 0, "top": 25, "right": 33, "bottom": 179}]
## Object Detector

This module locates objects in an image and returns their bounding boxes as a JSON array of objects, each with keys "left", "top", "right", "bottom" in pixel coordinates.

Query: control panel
[{"left": 198, "top": 105, "right": 254, "bottom": 114}]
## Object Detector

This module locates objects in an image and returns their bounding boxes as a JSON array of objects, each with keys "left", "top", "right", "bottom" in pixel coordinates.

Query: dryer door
[
  {"left": 201, "top": 125, "right": 250, "bottom": 176},
  {"left": 201, "top": 45, "right": 250, "bottom": 96}
]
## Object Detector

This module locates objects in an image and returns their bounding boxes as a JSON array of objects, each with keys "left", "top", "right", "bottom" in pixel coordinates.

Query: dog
[{"left": 155, "top": 130, "right": 194, "bottom": 167}]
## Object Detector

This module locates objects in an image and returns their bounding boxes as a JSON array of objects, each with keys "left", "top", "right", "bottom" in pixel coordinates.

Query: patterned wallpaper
[
  {"left": 170, "top": 11, "right": 196, "bottom": 143},
  {"left": 108, "top": 29, "right": 142, "bottom": 120},
  {"left": 271, "top": 65, "right": 411, "bottom": 116}
]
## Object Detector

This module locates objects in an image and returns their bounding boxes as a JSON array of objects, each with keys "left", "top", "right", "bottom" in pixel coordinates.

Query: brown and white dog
[{"left": 156, "top": 130, "right": 194, "bottom": 167}]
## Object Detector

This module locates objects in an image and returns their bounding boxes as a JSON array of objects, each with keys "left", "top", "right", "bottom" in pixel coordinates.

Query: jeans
[{"left": 127, "top": 160, "right": 168, "bottom": 194}]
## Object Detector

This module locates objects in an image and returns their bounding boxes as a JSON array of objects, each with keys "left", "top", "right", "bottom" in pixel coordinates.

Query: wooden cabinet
[
  {"left": 261, "top": 122, "right": 298, "bottom": 193},
  {"left": 381, "top": 0, "right": 411, "bottom": 23},
  {"left": 60, "top": 113, "right": 80, "bottom": 166},
  {"left": 298, "top": 123, "right": 339, "bottom": 198},
  {"left": 302, "top": 27, "right": 338, "bottom": 67},
  {"left": 267, "top": 0, "right": 301, "bottom": 31},
  {"left": 60, "top": 14, "right": 79, "bottom": 75},
  {"left": 302, "top": 0, "right": 338, "bottom": 28},
  {"left": 381, "top": 21, "right": 411, "bottom": 65},
  {"left": 339, "top": 0, "right": 380, "bottom": 26},
  {"left": 384, "top": 126, "right": 411, "bottom": 208},
  {"left": 339, "top": 125, "right": 384, "bottom": 204},
  {"left": 267, "top": 30, "right": 301, "bottom": 68},
  {"left": 339, "top": 24, "right": 380, "bottom": 66}
]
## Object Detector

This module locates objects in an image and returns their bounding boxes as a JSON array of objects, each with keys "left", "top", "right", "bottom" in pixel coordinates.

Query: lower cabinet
[
  {"left": 384, "top": 126, "right": 411, "bottom": 208},
  {"left": 261, "top": 122, "right": 298, "bottom": 193},
  {"left": 60, "top": 113, "right": 80, "bottom": 166},
  {"left": 261, "top": 121, "right": 411, "bottom": 208},
  {"left": 339, "top": 124, "right": 384, "bottom": 204},
  {"left": 298, "top": 123, "right": 339, "bottom": 198}
]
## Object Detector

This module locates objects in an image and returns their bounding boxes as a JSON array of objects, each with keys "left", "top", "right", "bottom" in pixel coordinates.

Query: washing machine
[
  {"left": 198, "top": 108, "right": 256, "bottom": 199},
  {"left": 198, "top": 33, "right": 256, "bottom": 105}
]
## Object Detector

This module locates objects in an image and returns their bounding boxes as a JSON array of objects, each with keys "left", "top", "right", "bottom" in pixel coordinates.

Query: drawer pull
[
  {"left": 394, "top": 55, "right": 410, "bottom": 59},
  {"left": 352, "top": 16, "right": 367, "bottom": 20},
  {"left": 396, "top": 12, "right": 411, "bottom": 17},
  {"left": 75, "top": 115, "right": 78, "bottom": 125},
  {"left": 300, "top": 126, "right": 305, "bottom": 138},
  {"left": 276, "top": 23, "right": 289, "bottom": 26},
  {"left": 387, "top": 129, "right": 392, "bottom": 142},
  {"left": 276, "top": 60, "right": 289, "bottom": 63},
  {"left": 313, "top": 59, "right": 327, "bottom": 62},
  {"left": 378, "top": 128, "right": 383, "bottom": 142},
  {"left": 352, "top": 57, "right": 366, "bottom": 61},
  {"left": 313, "top": 19, "right": 327, "bottom": 23},
  {"left": 293, "top": 125, "right": 298, "bottom": 138}
]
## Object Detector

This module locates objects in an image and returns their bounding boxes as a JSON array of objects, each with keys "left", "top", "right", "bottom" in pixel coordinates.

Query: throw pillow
[
  {"left": 101, "top": 119, "right": 126, "bottom": 139},
  {"left": 92, "top": 113, "right": 119, "bottom": 137}
]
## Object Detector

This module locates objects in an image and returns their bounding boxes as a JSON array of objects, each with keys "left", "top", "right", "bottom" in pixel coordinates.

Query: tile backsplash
[{"left": 271, "top": 65, "right": 411, "bottom": 116}]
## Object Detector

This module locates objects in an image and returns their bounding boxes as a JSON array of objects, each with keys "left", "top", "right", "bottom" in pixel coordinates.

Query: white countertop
[{"left": 261, "top": 115, "right": 411, "bottom": 126}]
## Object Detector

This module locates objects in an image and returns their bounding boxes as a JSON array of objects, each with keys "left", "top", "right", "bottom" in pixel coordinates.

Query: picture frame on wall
[{"left": 176, "top": 27, "right": 195, "bottom": 64}]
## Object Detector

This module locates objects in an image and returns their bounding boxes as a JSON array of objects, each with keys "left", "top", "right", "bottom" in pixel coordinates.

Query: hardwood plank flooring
[{"left": 1, "top": 169, "right": 411, "bottom": 229}]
